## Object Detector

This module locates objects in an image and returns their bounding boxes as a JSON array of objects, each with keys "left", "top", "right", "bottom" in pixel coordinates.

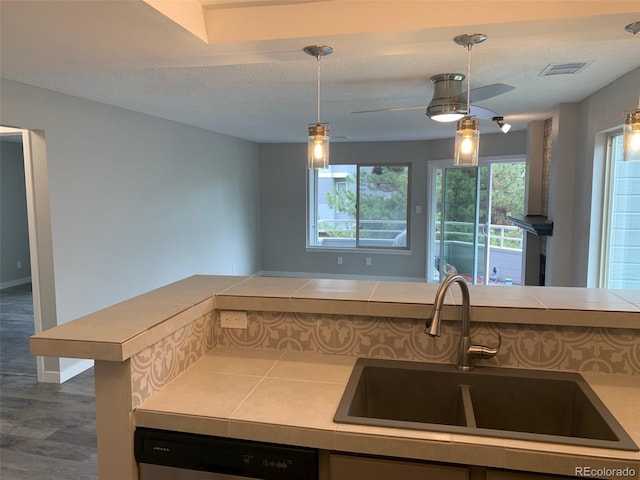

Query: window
[
  {"left": 308, "top": 164, "right": 410, "bottom": 249},
  {"left": 601, "top": 133, "right": 640, "bottom": 289}
]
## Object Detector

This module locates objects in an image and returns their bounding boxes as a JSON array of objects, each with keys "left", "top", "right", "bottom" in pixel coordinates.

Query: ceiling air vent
[{"left": 539, "top": 62, "right": 590, "bottom": 76}]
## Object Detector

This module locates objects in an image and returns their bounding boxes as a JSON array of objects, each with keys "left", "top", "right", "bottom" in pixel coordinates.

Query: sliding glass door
[{"left": 429, "top": 158, "right": 525, "bottom": 285}]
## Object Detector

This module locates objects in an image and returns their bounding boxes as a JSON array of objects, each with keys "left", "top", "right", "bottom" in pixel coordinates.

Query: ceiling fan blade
[
  {"left": 353, "top": 83, "right": 511, "bottom": 116},
  {"left": 352, "top": 105, "right": 428, "bottom": 114},
  {"left": 353, "top": 103, "right": 496, "bottom": 119},
  {"left": 469, "top": 105, "right": 498, "bottom": 119},
  {"left": 469, "top": 83, "right": 514, "bottom": 103}
]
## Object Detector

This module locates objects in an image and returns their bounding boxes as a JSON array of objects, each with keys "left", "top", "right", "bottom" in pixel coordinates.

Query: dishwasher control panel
[{"left": 135, "top": 427, "right": 318, "bottom": 480}]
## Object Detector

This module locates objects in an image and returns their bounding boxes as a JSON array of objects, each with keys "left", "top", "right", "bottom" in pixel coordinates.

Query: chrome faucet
[{"left": 425, "top": 274, "right": 501, "bottom": 371}]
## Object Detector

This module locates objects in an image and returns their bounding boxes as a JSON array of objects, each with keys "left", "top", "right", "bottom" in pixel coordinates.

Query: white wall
[{"left": 0, "top": 79, "right": 261, "bottom": 379}]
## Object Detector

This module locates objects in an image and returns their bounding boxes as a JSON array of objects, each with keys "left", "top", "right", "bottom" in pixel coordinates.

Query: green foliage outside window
[
  {"left": 323, "top": 165, "right": 409, "bottom": 241},
  {"left": 436, "top": 163, "right": 525, "bottom": 226}
]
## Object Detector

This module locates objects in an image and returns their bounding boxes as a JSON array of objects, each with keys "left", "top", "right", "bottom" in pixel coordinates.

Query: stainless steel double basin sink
[{"left": 334, "top": 358, "right": 638, "bottom": 451}]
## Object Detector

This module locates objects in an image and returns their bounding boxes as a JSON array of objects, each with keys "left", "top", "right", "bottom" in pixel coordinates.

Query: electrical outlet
[
  {"left": 365, "top": 257, "right": 372, "bottom": 266},
  {"left": 16, "top": 260, "right": 22, "bottom": 269},
  {"left": 220, "top": 311, "right": 248, "bottom": 329},
  {"left": 337, "top": 256, "right": 343, "bottom": 265}
]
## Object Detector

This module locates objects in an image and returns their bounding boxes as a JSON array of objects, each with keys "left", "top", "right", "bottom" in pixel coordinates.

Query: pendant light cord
[
  {"left": 316, "top": 54, "right": 321, "bottom": 123},
  {"left": 466, "top": 44, "right": 472, "bottom": 115}
]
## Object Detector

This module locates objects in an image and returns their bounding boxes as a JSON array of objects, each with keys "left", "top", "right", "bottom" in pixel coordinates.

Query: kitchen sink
[{"left": 334, "top": 358, "right": 638, "bottom": 451}]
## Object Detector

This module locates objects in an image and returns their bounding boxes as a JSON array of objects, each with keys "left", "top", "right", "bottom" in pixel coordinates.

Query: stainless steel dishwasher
[{"left": 135, "top": 428, "right": 318, "bottom": 480}]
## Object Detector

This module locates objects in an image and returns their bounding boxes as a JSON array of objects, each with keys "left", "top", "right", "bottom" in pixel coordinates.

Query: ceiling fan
[{"left": 351, "top": 73, "right": 514, "bottom": 121}]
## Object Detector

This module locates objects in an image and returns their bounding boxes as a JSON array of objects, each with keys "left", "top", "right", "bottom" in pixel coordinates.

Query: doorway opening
[
  {"left": 428, "top": 156, "right": 526, "bottom": 285},
  {"left": 0, "top": 126, "right": 57, "bottom": 382},
  {"left": 0, "top": 134, "right": 34, "bottom": 376}
]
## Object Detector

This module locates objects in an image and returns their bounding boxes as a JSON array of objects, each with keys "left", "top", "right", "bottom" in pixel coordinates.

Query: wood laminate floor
[{"left": 1, "top": 283, "right": 98, "bottom": 479}]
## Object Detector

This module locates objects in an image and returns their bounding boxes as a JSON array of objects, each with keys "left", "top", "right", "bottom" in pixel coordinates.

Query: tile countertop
[
  {"left": 30, "top": 275, "right": 640, "bottom": 362},
  {"left": 134, "top": 347, "right": 640, "bottom": 479}
]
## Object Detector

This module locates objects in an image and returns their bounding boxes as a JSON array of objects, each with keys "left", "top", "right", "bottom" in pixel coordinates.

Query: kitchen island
[{"left": 30, "top": 275, "right": 640, "bottom": 479}]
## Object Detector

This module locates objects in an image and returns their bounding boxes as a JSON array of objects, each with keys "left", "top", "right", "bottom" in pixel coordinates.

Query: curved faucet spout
[
  {"left": 425, "top": 274, "right": 470, "bottom": 338},
  {"left": 425, "top": 274, "right": 501, "bottom": 371}
]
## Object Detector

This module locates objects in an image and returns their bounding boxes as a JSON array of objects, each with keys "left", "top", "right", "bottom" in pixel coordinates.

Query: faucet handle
[{"left": 468, "top": 332, "right": 502, "bottom": 360}]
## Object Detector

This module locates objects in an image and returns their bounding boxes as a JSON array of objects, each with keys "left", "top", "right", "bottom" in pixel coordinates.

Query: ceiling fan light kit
[
  {"left": 304, "top": 45, "right": 333, "bottom": 169},
  {"left": 427, "top": 73, "right": 467, "bottom": 122}
]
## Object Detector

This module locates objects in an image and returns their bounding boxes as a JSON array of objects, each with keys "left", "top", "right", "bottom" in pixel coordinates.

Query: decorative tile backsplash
[
  {"left": 130, "top": 312, "right": 214, "bottom": 409},
  {"left": 129, "top": 307, "right": 638, "bottom": 406},
  {"left": 215, "top": 311, "right": 640, "bottom": 375},
  {"left": 538, "top": 325, "right": 640, "bottom": 375}
]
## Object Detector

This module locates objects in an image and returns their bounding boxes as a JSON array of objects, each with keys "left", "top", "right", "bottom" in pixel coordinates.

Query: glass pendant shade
[
  {"left": 454, "top": 117, "right": 480, "bottom": 166},
  {"left": 308, "top": 123, "right": 330, "bottom": 169},
  {"left": 623, "top": 110, "right": 640, "bottom": 162}
]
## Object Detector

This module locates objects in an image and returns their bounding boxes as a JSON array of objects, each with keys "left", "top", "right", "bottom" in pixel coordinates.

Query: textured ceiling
[{"left": 1, "top": 1, "right": 639, "bottom": 143}]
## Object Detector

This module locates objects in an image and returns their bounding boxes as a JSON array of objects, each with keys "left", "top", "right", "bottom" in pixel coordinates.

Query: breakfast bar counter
[{"left": 29, "top": 275, "right": 640, "bottom": 479}]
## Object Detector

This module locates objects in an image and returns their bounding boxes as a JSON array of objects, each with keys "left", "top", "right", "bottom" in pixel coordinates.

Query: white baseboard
[
  {"left": 39, "top": 358, "right": 94, "bottom": 384},
  {"left": 0, "top": 276, "right": 32, "bottom": 290},
  {"left": 258, "top": 270, "right": 426, "bottom": 283}
]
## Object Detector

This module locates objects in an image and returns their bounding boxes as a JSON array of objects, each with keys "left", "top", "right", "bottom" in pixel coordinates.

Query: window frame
[
  {"left": 426, "top": 155, "right": 526, "bottom": 284},
  {"left": 307, "top": 163, "right": 412, "bottom": 252},
  {"left": 599, "top": 131, "right": 640, "bottom": 289}
]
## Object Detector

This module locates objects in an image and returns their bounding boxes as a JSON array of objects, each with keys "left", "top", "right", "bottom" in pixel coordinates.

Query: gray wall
[
  {"left": 538, "top": 67, "right": 640, "bottom": 287},
  {"left": 577, "top": 67, "right": 640, "bottom": 287},
  {"left": 259, "top": 131, "right": 527, "bottom": 280},
  {"left": 0, "top": 140, "right": 31, "bottom": 287},
  {"left": 0, "top": 79, "right": 261, "bottom": 378},
  {"left": 546, "top": 103, "right": 580, "bottom": 287}
]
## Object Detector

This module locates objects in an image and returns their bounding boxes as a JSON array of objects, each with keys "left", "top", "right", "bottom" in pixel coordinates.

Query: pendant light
[
  {"left": 304, "top": 45, "right": 333, "bottom": 169},
  {"left": 623, "top": 22, "right": 640, "bottom": 162},
  {"left": 624, "top": 109, "right": 640, "bottom": 162},
  {"left": 453, "top": 34, "right": 485, "bottom": 167}
]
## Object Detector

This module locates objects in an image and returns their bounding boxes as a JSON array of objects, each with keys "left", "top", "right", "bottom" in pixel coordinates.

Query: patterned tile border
[
  {"left": 130, "top": 312, "right": 215, "bottom": 409},
  {"left": 215, "top": 311, "right": 640, "bottom": 375},
  {"left": 129, "top": 308, "right": 638, "bottom": 409}
]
